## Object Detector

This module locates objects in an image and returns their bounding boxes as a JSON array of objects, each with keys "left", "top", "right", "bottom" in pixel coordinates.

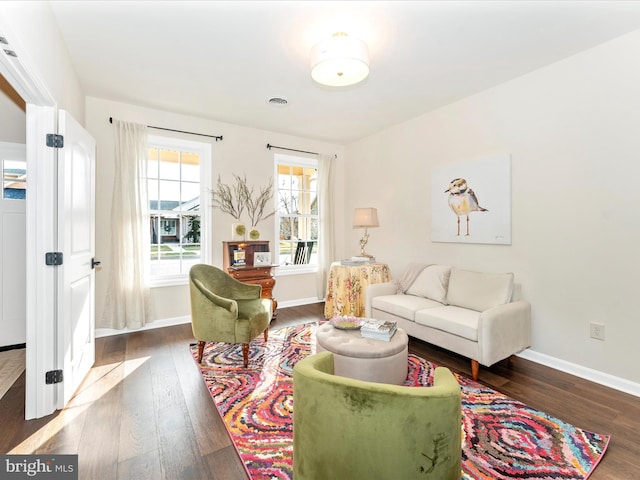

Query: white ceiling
[{"left": 49, "top": 1, "right": 640, "bottom": 144}]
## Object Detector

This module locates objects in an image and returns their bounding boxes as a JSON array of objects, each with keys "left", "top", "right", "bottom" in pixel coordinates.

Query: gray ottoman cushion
[{"left": 316, "top": 322, "right": 409, "bottom": 385}]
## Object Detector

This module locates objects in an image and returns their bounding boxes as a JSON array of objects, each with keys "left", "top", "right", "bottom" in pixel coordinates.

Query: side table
[
  {"left": 324, "top": 262, "right": 391, "bottom": 318},
  {"left": 226, "top": 265, "right": 278, "bottom": 318},
  {"left": 223, "top": 241, "right": 277, "bottom": 319}
]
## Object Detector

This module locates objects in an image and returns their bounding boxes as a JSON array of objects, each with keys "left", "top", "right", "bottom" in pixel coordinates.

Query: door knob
[{"left": 91, "top": 258, "right": 102, "bottom": 269}]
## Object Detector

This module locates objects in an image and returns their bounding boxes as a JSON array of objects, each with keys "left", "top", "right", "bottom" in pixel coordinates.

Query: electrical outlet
[{"left": 590, "top": 322, "right": 605, "bottom": 341}]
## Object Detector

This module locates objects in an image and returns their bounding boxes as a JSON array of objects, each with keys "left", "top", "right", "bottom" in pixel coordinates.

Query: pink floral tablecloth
[{"left": 324, "top": 262, "right": 391, "bottom": 318}]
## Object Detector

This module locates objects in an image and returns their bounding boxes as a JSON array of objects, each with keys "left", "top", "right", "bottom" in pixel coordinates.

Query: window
[
  {"left": 275, "top": 154, "right": 318, "bottom": 271},
  {"left": 146, "top": 136, "right": 211, "bottom": 284}
]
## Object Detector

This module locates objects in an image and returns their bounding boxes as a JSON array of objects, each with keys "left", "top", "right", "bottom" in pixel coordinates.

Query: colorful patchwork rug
[{"left": 190, "top": 323, "right": 610, "bottom": 480}]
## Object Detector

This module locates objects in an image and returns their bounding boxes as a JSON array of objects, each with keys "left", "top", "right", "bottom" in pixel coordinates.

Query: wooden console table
[{"left": 222, "top": 241, "right": 277, "bottom": 318}]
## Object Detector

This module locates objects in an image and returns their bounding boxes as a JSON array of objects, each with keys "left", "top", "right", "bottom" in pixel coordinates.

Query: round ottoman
[{"left": 316, "top": 322, "right": 409, "bottom": 385}]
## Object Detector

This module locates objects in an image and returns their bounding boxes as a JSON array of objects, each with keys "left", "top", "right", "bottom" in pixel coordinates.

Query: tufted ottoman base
[{"left": 316, "top": 322, "right": 409, "bottom": 385}]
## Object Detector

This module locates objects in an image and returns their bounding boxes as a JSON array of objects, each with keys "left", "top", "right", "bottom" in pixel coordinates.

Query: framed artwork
[
  {"left": 254, "top": 251, "right": 271, "bottom": 266},
  {"left": 431, "top": 154, "right": 511, "bottom": 245}
]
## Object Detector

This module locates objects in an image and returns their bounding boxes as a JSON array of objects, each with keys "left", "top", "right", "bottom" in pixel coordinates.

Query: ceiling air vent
[{"left": 268, "top": 97, "right": 288, "bottom": 106}]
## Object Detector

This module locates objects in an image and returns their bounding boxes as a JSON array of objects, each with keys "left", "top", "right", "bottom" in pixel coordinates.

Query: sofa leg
[
  {"left": 471, "top": 359, "right": 479, "bottom": 381},
  {"left": 242, "top": 343, "right": 249, "bottom": 367},
  {"left": 197, "top": 341, "right": 206, "bottom": 364},
  {"left": 508, "top": 355, "right": 515, "bottom": 366},
  {"left": 263, "top": 327, "right": 269, "bottom": 342}
]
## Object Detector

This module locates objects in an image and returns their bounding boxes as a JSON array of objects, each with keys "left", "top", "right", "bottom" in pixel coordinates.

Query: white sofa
[{"left": 365, "top": 264, "right": 531, "bottom": 380}]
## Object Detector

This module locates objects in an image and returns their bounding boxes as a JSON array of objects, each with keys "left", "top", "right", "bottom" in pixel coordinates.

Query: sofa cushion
[
  {"left": 371, "top": 294, "right": 442, "bottom": 321},
  {"left": 415, "top": 306, "right": 480, "bottom": 341},
  {"left": 446, "top": 268, "right": 514, "bottom": 312},
  {"left": 405, "top": 265, "right": 451, "bottom": 304}
]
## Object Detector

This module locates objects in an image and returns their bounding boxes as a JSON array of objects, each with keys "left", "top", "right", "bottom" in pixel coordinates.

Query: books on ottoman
[{"left": 360, "top": 318, "right": 397, "bottom": 341}]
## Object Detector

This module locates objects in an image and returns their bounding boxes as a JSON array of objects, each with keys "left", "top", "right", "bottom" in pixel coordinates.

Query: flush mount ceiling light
[{"left": 310, "top": 32, "right": 369, "bottom": 87}]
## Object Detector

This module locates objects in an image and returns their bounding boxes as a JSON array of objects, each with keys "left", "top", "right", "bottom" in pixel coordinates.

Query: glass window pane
[
  {"left": 289, "top": 191, "right": 301, "bottom": 214},
  {"left": 297, "top": 216, "right": 313, "bottom": 240},
  {"left": 297, "top": 189, "right": 315, "bottom": 214},
  {"left": 277, "top": 191, "right": 293, "bottom": 214},
  {"left": 278, "top": 238, "right": 294, "bottom": 266},
  {"left": 278, "top": 165, "right": 292, "bottom": 189},
  {"left": 183, "top": 215, "right": 201, "bottom": 244},
  {"left": 181, "top": 181, "right": 199, "bottom": 207},
  {"left": 181, "top": 153, "right": 200, "bottom": 182},
  {"left": 158, "top": 180, "right": 180, "bottom": 210},
  {"left": 147, "top": 179, "right": 159, "bottom": 209},
  {"left": 291, "top": 172, "right": 301, "bottom": 190},
  {"left": 159, "top": 149, "right": 180, "bottom": 180},
  {"left": 279, "top": 216, "right": 293, "bottom": 241},
  {"left": 291, "top": 217, "right": 300, "bottom": 240}
]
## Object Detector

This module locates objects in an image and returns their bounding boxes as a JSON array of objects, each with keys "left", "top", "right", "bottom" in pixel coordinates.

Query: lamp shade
[
  {"left": 353, "top": 208, "right": 379, "bottom": 228},
  {"left": 311, "top": 32, "right": 369, "bottom": 87}
]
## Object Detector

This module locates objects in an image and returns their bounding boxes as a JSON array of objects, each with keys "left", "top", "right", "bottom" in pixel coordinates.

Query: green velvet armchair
[
  {"left": 189, "top": 264, "right": 272, "bottom": 367},
  {"left": 293, "top": 352, "right": 461, "bottom": 480}
]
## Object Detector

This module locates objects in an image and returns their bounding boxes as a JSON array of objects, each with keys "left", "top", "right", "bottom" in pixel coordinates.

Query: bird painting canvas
[
  {"left": 431, "top": 154, "right": 511, "bottom": 244},
  {"left": 445, "top": 178, "right": 488, "bottom": 236}
]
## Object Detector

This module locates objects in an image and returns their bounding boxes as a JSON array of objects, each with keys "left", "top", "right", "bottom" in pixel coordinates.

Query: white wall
[
  {"left": 0, "top": 2, "right": 84, "bottom": 122},
  {"left": 86, "top": 97, "right": 346, "bottom": 329},
  {"left": 0, "top": 86, "right": 26, "bottom": 143},
  {"left": 345, "top": 30, "right": 640, "bottom": 385}
]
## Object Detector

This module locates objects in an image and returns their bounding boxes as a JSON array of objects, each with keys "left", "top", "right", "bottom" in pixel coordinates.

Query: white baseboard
[
  {"left": 95, "top": 315, "right": 191, "bottom": 338},
  {"left": 518, "top": 349, "right": 640, "bottom": 398}
]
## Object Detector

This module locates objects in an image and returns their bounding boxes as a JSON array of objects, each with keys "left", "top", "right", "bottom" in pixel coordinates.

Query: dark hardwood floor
[{"left": 1, "top": 303, "right": 638, "bottom": 479}]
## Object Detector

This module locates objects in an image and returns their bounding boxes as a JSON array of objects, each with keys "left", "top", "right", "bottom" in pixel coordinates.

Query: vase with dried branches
[{"left": 211, "top": 173, "right": 275, "bottom": 240}]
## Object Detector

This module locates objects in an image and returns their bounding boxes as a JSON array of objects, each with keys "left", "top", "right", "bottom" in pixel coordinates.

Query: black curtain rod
[
  {"left": 266, "top": 143, "right": 318, "bottom": 156},
  {"left": 109, "top": 117, "right": 223, "bottom": 142}
]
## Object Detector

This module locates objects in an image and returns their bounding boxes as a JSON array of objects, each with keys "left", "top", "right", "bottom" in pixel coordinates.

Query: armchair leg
[
  {"left": 197, "top": 341, "right": 206, "bottom": 364},
  {"left": 471, "top": 359, "right": 479, "bottom": 381},
  {"left": 263, "top": 327, "right": 269, "bottom": 342},
  {"left": 242, "top": 343, "right": 249, "bottom": 368}
]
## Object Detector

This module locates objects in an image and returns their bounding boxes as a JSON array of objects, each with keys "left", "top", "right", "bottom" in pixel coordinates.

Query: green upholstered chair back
[
  {"left": 188, "top": 264, "right": 271, "bottom": 353},
  {"left": 293, "top": 351, "right": 461, "bottom": 480}
]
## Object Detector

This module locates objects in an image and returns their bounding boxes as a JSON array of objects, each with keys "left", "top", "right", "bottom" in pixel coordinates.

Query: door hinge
[
  {"left": 45, "top": 369, "right": 63, "bottom": 385},
  {"left": 45, "top": 252, "right": 63, "bottom": 266},
  {"left": 46, "top": 133, "right": 64, "bottom": 148}
]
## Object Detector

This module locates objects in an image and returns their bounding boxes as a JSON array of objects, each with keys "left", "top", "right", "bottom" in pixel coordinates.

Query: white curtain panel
[
  {"left": 316, "top": 154, "right": 335, "bottom": 299},
  {"left": 101, "top": 120, "right": 150, "bottom": 329}
]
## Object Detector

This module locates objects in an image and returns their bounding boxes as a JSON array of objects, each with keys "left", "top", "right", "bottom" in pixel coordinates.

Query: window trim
[
  {"left": 146, "top": 134, "right": 212, "bottom": 287},
  {"left": 274, "top": 153, "right": 319, "bottom": 274}
]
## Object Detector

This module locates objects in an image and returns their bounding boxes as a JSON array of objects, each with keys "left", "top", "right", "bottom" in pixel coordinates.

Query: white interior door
[{"left": 56, "top": 110, "right": 96, "bottom": 408}]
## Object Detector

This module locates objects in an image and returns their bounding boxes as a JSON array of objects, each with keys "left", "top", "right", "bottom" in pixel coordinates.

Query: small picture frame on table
[
  {"left": 233, "top": 249, "right": 246, "bottom": 266},
  {"left": 254, "top": 251, "right": 271, "bottom": 266}
]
